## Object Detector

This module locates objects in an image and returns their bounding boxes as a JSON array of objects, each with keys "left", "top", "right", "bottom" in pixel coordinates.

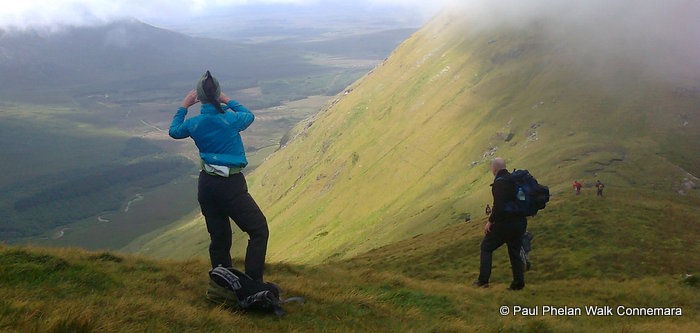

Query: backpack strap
[
  {"left": 280, "top": 296, "right": 306, "bottom": 304},
  {"left": 495, "top": 171, "right": 515, "bottom": 183},
  {"left": 239, "top": 290, "right": 286, "bottom": 317},
  {"left": 210, "top": 266, "right": 242, "bottom": 291},
  {"left": 495, "top": 174, "right": 507, "bottom": 182}
]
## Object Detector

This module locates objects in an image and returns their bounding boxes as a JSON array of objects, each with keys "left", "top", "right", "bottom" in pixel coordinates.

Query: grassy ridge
[
  {"left": 112, "top": 146, "right": 700, "bottom": 332},
  {"left": 2, "top": 225, "right": 699, "bottom": 333},
  {"left": 346, "top": 189, "right": 700, "bottom": 283}
]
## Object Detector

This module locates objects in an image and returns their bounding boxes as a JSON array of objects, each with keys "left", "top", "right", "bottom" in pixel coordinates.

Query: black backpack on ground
[
  {"left": 498, "top": 169, "right": 550, "bottom": 217},
  {"left": 207, "top": 266, "right": 304, "bottom": 317}
]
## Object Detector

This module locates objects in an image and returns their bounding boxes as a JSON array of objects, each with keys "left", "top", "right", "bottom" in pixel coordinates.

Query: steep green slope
[
  {"left": 129, "top": 9, "right": 700, "bottom": 263},
  {"left": 246, "top": 11, "right": 700, "bottom": 263}
]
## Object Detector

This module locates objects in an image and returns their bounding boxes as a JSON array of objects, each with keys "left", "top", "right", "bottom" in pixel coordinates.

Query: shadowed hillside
[{"left": 0, "top": 18, "right": 413, "bottom": 249}]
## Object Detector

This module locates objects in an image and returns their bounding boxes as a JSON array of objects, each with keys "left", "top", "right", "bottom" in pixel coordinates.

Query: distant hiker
[
  {"left": 473, "top": 157, "right": 527, "bottom": 290},
  {"left": 596, "top": 180, "right": 605, "bottom": 197},
  {"left": 573, "top": 180, "right": 582, "bottom": 195},
  {"left": 520, "top": 231, "right": 533, "bottom": 271},
  {"left": 485, "top": 204, "right": 492, "bottom": 215},
  {"left": 169, "top": 71, "right": 269, "bottom": 283}
]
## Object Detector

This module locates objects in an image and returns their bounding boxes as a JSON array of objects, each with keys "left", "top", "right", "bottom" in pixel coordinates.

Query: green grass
[
  {"left": 114, "top": 146, "right": 700, "bottom": 332},
  {"left": 2, "top": 224, "right": 699, "bottom": 333}
]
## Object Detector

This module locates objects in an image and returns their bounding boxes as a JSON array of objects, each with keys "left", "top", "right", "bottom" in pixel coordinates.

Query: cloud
[
  {"left": 5, "top": 0, "right": 694, "bottom": 82},
  {"left": 452, "top": 0, "right": 700, "bottom": 82},
  {"left": 0, "top": 0, "right": 452, "bottom": 30}
]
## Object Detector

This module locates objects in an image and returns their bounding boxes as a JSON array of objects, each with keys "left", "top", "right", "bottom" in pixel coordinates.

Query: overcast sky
[
  {"left": 0, "top": 0, "right": 454, "bottom": 30},
  {"left": 2, "top": 0, "right": 698, "bottom": 81}
]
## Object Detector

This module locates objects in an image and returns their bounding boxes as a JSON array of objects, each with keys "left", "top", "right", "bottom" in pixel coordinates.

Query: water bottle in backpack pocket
[{"left": 499, "top": 170, "right": 550, "bottom": 217}]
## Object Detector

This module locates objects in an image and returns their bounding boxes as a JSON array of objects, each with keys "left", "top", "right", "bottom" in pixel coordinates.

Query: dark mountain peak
[
  {"left": 100, "top": 17, "right": 179, "bottom": 35},
  {"left": 0, "top": 15, "right": 249, "bottom": 103},
  {"left": 0, "top": 17, "right": 186, "bottom": 43}
]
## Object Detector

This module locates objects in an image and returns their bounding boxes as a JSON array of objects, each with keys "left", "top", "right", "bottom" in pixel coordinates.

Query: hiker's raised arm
[
  {"left": 169, "top": 89, "right": 197, "bottom": 139},
  {"left": 220, "top": 92, "right": 254, "bottom": 131}
]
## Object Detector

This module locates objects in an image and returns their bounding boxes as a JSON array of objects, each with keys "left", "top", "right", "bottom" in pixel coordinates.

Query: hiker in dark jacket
[
  {"left": 596, "top": 180, "right": 605, "bottom": 197},
  {"left": 169, "top": 71, "right": 269, "bottom": 282},
  {"left": 473, "top": 157, "right": 527, "bottom": 290}
]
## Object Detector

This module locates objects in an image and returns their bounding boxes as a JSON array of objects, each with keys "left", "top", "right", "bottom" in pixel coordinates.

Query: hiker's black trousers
[
  {"left": 478, "top": 219, "right": 526, "bottom": 286},
  {"left": 198, "top": 171, "right": 269, "bottom": 282}
]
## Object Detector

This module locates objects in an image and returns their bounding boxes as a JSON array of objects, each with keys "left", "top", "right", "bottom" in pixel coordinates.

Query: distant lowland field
[{"left": 0, "top": 19, "right": 416, "bottom": 249}]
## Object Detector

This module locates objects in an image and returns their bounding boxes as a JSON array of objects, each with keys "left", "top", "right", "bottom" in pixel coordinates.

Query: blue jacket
[{"left": 169, "top": 101, "right": 254, "bottom": 168}]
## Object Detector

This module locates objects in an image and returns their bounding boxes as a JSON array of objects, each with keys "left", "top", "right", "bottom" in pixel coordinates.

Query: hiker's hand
[
  {"left": 484, "top": 222, "right": 492, "bottom": 234},
  {"left": 218, "top": 92, "right": 231, "bottom": 104},
  {"left": 181, "top": 89, "right": 198, "bottom": 108}
]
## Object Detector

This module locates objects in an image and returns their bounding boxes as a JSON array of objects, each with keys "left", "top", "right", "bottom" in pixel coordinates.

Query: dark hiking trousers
[
  {"left": 521, "top": 233, "right": 531, "bottom": 254},
  {"left": 198, "top": 171, "right": 269, "bottom": 282},
  {"left": 520, "top": 232, "right": 532, "bottom": 266},
  {"left": 478, "top": 219, "right": 526, "bottom": 287}
]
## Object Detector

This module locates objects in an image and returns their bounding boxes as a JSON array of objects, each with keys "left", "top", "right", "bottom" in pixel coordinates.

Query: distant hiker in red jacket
[
  {"left": 573, "top": 180, "right": 582, "bottom": 195},
  {"left": 596, "top": 180, "right": 605, "bottom": 197}
]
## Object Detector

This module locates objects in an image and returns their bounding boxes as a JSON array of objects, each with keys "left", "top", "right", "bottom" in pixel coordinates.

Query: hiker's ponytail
[{"left": 202, "top": 71, "right": 225, "bottom": 113}]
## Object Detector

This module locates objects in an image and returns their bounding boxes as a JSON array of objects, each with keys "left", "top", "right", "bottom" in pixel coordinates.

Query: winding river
[{"left": 124, "top": 194, "right": 145, "bottom": 213}]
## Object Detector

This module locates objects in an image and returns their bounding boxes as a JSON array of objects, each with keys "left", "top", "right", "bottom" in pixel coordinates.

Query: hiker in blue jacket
[{"left": 169, "top": 71, "right": 269, "bottom": 282}]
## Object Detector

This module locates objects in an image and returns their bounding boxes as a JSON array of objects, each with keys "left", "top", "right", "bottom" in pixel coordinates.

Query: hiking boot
[
  {"left": 472, "top": 281, "right": 489, "bottom": 288},
  {"left": 507, "top": 283, "right": 525, "bottom": 291}
]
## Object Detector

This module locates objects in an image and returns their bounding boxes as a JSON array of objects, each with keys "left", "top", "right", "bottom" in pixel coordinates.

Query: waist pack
[
  {"left": 498, "top": 169, "right": 550, "bottom": 217},
  {"left": 207, "top": 266, "right": 304, "bottom": 317}
]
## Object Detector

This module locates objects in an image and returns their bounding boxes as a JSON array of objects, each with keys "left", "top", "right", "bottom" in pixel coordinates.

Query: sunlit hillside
[{"left": 130, "top": 8, "right": 700, "bottom": 264}]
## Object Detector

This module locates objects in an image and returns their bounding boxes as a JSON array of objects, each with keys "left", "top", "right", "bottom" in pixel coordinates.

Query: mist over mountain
[
  {"left": 0, "top": 17, "right": 415, "bottom": 108},
  {"left": 456, "top": 0, "right": 700, "bottom": 85},
  {"left": 0, "top": 19, "right": 323, "bottom": 103}
]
